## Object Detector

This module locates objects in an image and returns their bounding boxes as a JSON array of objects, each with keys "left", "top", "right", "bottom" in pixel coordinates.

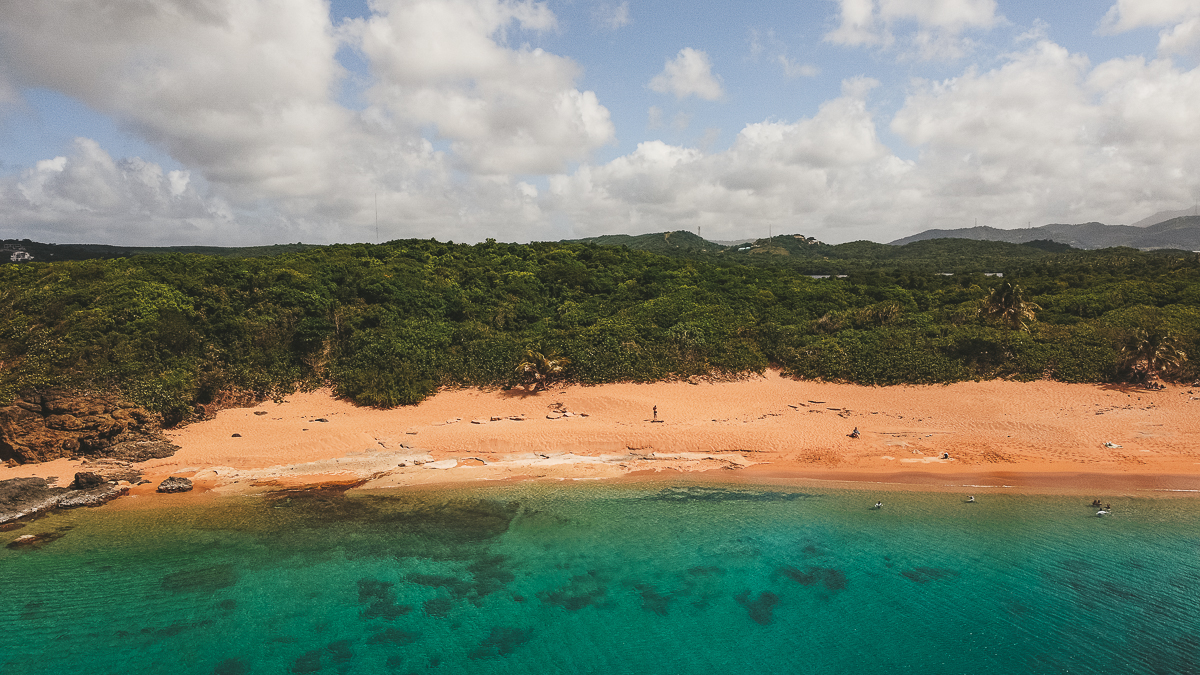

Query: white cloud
[
  {"left": 648, "top": 48, "right": 725, "bottom": 101},
  {"left": 826, "top": 0, "right": 1000, "bottom": 59},
  {"left": 545, "top": 43, "right": 1200, "bottom": 243},
  {"left": 356, "top": 0, "right": 614, "bottom": 175},
  {"left": 891, "top": 41, "right": 1200, "bottom": 228},
  {"left": 1101, "top": 0, "right": 1197, "bottom": 32},
  {"left": 0, "top": 0, "right": 615, "bottom": 243},
  {"left": 1101, "top": 0, "right": 1200, "bottom": 55},
  {"left": 547, "top": 78, "right": 912, "bottom": 241},
  {"left": 597, "top": 1, "right": 631, "bottom": 29},
  {"left": 778, "top": 56, "right": 820, "bottom": 78},
  {"left": 0, "top": 138, "right": 237, "bottom": 245}
]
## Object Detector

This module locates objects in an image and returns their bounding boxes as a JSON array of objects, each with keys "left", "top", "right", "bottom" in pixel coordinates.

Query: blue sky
[{"left": 1, "top": 0, "right": 1198, "bottom": 245}]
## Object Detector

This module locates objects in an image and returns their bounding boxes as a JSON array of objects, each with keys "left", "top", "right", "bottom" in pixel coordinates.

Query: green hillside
[{"left": 2, "top": 236, "right": 1197, "bottom": 423}]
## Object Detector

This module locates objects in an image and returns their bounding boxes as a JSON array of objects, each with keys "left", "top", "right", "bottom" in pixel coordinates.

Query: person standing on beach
[{"left": 653, "top": 405, "right": 658, "bottom": 420}]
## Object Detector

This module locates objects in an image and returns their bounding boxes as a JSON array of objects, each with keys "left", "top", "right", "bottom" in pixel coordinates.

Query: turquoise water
[{"left": 2, "top": 482, "right": 1199, "bottom": 674}]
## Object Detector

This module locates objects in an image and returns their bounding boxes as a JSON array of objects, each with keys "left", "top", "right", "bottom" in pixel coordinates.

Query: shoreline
[{"left": 3, "top": 371, "right": 1199, "bottom": 514}]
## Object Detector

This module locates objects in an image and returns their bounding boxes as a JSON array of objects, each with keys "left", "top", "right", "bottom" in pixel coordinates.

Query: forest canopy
[{"left": 1, "top": 235, "right": 1196, "bottom": 423}]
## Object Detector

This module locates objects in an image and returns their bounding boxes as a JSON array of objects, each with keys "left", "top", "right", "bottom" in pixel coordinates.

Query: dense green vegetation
[{"left": 1, "top": 235, "right": 1196, "bottom": 423}]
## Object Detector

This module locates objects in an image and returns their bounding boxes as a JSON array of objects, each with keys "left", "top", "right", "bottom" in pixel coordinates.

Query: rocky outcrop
[
  {"left": 0, "top": 462, "right": 143, "bottom": 523},
  {"left": 157, "top": 477, "right": 193, "bottom": 493},
  {"left": 0, "top": 388, "right": 179, "bottom": 464},
  {"left": 0, "top": 477, "right": 67, "bottom": 523},
  {"left": 57, "top": 483, "right": 129, "bottom": 509}
]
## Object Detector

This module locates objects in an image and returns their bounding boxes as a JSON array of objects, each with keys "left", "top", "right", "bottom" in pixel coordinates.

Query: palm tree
[
  {"left": 981, "top": 281, "right": 1040, "bottom": 331},
  {"left": 1121, "top": 329, "right": 1187, "bottom": 382},
  {"left": 514, "top": 348, "right": 570, "bottom": 392}
]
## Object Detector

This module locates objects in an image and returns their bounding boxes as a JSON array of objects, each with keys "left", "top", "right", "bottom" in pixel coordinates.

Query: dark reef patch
[
  {"left": 384, "top": 654, "right": 412, "bottom": 671},
  {"left": 537, "top": 570, "right": 610, "bottom": 611},
  {"left": 358, "top": 578, "right": 413, "bottom": 620},
  {"left": 643, "top": 486, "right": 817, "bottom": 503},
  {"left": 735, "top": 590, "right": 780, "bottom": 625},
  {"left": 467, "top": 554, "right": 516, "bottom": 599},
  {"left": 900, "top": 567, "right": 960, "bottom": 584},
  {"left": 212, "top": 657, "right": 248, "bottom": 675},
  {"left": 407, "top": 573, "right": 474, "bottom": 598},
  {"left": 325, "top": 639, "right": 354, "bottom": 664},
  {"left": 632, "top": 582, "right": 672, "bottom": 616},
  {"left": 358, "top": 578, "right": 394, "bottom": 602},
  {"left": 160, "top": 564, "right": 238, "bottom": 593},
  {"left": 257, "top": 492, "right": 521, "bottom": 562},
  {"left": 468, "top": 626, "right": 534, "bottom": 659},
  {"left": 423, "top": 597, "right": 453, "bottom": 618},
  {"left": 779, "top": 565, "right": 847, "bottom": 592},
  {"left": 289, "top": 648, "right": 322, "bottom": 673}
]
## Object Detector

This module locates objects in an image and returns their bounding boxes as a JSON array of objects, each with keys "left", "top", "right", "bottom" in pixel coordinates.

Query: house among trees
[{"left": 2, "top": 244, "right": 34, "bottom": 263}]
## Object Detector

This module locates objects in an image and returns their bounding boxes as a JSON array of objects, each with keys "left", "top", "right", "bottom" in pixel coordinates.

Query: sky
[{"left": 1, "top": 0, "right": 1199, "bottom": 246}]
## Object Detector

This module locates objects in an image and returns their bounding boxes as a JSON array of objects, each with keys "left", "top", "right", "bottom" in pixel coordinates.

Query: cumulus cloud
[
  {"left": 0, "top": 0, "right": 617, "bottom": 243},
  {"left": 547, "top": 77, "right": 912, "bottom": 240},
  {"left": 890, "top": 41, "right": 1200, "bottom": 227},
  {"left": 826, "top": 0, "right": 1001, "bottom": 59},
  {"left": 0, "top": 138, "right": 236, "bottom": 245},
  {"left": 356, "top": 0, "right": 614, "bottom": 175},
  {"left": 1100, "top": 0, "right": 1200, "bottom": 55},
  {"left": 648, "top": 48, "right": 725, "bottom": 101},
  {"left": 1, "top": 1, "right": 1198, "bottom": 247},
  {"left": 544, "top": 43, "right": 1200, "bottom": 243}
]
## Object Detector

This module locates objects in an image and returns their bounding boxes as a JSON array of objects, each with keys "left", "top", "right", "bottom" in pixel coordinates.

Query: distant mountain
[
  {"left": 889, "top": 216, "right": 1200, "bottom": 251},
  {"left": 1131, "top": 207, "right": 1200, "bottom": 228}
]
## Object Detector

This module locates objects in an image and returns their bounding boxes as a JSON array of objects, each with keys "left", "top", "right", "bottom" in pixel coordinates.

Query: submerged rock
[{"left": 157, "top": 477, "right": 194, "bottom": 493}]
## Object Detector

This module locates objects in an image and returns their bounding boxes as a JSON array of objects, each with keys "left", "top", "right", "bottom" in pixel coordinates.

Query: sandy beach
[{"left": 5, "top": 371, "right": 1200, "bottom": 501}]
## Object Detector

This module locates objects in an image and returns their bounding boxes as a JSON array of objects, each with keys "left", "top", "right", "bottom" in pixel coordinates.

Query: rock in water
[{"left": 157, "top": 477, "right": 194, "bottom": 494}]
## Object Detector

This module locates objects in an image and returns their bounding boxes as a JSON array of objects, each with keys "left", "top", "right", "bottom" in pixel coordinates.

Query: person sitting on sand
[{"left": 849, "top": 427, "right": 860, "bottom": 439}]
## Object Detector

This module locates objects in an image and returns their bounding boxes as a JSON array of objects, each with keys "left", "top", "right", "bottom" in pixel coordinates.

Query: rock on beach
[{"left": 157, "top": 477, "right": 194, "bottom": 494}]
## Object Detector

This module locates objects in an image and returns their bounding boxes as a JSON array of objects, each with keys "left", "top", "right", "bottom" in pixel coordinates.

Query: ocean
[{"left": 2, "top": 481, "right": 1198, "bottom": 674}]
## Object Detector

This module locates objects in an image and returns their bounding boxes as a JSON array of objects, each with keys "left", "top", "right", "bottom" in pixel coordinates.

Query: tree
[
  {"left": 514, "top": 348, "right": 570, "bottom": 392},
  {"left": 981, "top": 281, "right": 1040, "bottom": 331},
  {"left": 1120, "top": 329, "right": 1187, "bottom": 382}
]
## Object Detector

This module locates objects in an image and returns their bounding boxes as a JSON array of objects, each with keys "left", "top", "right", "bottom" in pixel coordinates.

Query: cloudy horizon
[{"left": 1, "top": 0, "right": 1198, "bottom": 247}]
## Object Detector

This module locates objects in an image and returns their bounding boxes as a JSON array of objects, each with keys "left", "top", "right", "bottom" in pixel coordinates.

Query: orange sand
[{"left": 6, "top": 371, "right": 1200, "bottom": 502}]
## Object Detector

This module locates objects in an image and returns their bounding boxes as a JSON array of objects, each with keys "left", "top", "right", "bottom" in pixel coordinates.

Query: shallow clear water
[{"left": 2, "top": 482, "right": 1198, "bottom": 675}]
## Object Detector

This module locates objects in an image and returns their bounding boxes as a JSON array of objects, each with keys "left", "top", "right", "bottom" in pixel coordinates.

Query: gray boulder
[{"left": 156, "top": 477, "right": 194, "bottom": 493}]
